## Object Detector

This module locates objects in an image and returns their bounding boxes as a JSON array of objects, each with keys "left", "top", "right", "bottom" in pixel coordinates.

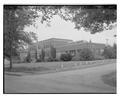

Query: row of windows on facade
[
  {"left": 30, "top": 44, "right": 53, "bottom": 51},
  {"left": 29, "top": 48, "right": 104, "bottom": 58},
  {"left": 65, "top": 49, "right": 104, "bottom": 56}
]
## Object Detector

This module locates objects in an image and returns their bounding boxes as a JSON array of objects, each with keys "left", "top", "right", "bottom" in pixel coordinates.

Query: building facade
[{"left": 20, "top": 38, "right": 106, "bottom": 62}]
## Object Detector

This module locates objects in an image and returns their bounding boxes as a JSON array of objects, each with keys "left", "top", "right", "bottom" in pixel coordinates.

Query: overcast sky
[{"left": 25, "top": 15, "right": 116, "bottom": 46}]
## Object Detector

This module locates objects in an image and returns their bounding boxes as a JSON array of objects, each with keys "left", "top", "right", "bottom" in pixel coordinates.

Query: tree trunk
[
  {"left": 9, "top": 29, "right": 13, "bottom": 69},
  {"left": 9, "top": 40, "right": 12, "bottom": 69},
  {"left": 10, "top": 54, "right": 12, "bottom": 69}
]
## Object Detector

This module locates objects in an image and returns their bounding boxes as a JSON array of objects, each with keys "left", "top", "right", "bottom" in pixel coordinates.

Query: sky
[{"left": 24, "top": 15, "right": 117, "bottom": 46}]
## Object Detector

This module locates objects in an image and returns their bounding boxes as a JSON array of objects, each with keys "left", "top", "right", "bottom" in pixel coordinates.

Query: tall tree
[{"left": 4, "top": 5, "right": 37, "bottom": 69}]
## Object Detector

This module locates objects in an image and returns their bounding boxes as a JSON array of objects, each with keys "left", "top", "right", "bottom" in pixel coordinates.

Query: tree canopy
[
  {"left": 4, "top": 5, "right": 38, "bottom": 57},
  {"left": 35, "top": 5, "right": 116, "bottom": 34}
]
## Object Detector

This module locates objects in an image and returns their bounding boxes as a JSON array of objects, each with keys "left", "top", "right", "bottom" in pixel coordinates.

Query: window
[{"left": 69, "top": 50, "right": 76, "bottom": 56}]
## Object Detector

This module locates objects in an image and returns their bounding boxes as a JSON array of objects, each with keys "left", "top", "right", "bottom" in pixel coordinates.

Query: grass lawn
[
  {"left": 5, "top": 67, "right": 50, "bottom": 73},
  {"left": 4, "top": 60, "right": 116, "bottom": 75},
  {"left": 102, "top": 71, "right": 116, "bottom": 87}
]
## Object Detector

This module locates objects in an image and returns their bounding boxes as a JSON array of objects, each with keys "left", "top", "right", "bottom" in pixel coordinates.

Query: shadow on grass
[{"left": 102, "top": 71, "right": 116, "bottom": 87}]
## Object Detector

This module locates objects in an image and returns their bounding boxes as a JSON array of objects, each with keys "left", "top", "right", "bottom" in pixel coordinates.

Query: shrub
[
  {"left": 113, "top": 43, "right": 117, "bottom": 58},
  {"left": 46, "top": 57, "right": 58, "bottom": 62},
  {"left": 50, "top": 46, "right": 56, "bottom": 59},
  {"left": 102, "top": 47, "right": 116, "bottom": 59},
  {"left": 60, "top": 53, "right": 72, "bottom": 61},
  {"left": 71, "top": 53, "right": 80, "bottom": 61},
  {"left": 35, "top": 50, "right": 38, "bottom": 61},
  {"left": 41, "top": 49, "right": 45, "bottom": 61},
  {"left": 94, "top": 55, "right": 104, "bottom": 60},
  {"left": 36, "top": 58, "right": 42, "bottom": 62},
  {"left": 25, "top": 52, "right": 32, "bottom": 63},
  {"left": 79, "top": 48, "right": 94, "bottom": 61}
]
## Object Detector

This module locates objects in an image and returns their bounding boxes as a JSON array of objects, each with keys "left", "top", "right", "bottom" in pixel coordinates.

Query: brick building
[{"left": 20, "top": 38, "right": 106, "bottom": 62}]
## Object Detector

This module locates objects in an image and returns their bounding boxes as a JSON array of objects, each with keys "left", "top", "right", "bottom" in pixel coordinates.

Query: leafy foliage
[
  {"left": 71, "top": 5, "right": 116, "bottom": 33},
  {"left": 4, "top": 6, "right": 38, "bottom": 58},
  {"left": 113, "top": 43, "right": 117, "bottom": 56},
  {"left": 60, "top": 53, "right": 72, "bottom": 61},
  {"left": 50, "top": 46, "right": 56, "bottom": 59},
  {"left": 41, "top": 49, "right": 45, "bottom": 61},
  {"left": 46, "top": 57, "right": 58, "bottom": 62},
  {"left": 102, "top": 46, "right": 116, "bottom": 59},
  {"left": 79, "top": 48, "right": 95, "bottom": 61},
  {"left": 35, "top": 5, "right": 116, "bottom": 34},
  {"left": 25, "top": 52, "right": 32, "bottom": 63},
  {"left": 35, "top": 49, "right": 38, "bottom": 61}
]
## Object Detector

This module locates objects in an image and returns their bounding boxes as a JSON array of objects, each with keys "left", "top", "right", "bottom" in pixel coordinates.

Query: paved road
[{"left": 4, "top": 63, "right": 116, "bottom": 93}]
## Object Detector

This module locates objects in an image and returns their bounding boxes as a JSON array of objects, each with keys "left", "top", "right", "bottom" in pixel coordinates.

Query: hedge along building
[{"left": 19, "top": 38, "right": 106, "bottom": 62}]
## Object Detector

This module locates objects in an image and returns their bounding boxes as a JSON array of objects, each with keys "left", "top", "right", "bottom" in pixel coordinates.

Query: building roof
[
  {"left": 32, "top": 38, "right": 73, "bottom": 49},
  {"left": 40, "top": 38, "right": 73, "bottom": 42}
]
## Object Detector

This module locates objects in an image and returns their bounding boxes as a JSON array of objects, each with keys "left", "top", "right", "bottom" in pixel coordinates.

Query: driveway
[{"left": 4, "top": 63, "right": 116, "bottom": 93}]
